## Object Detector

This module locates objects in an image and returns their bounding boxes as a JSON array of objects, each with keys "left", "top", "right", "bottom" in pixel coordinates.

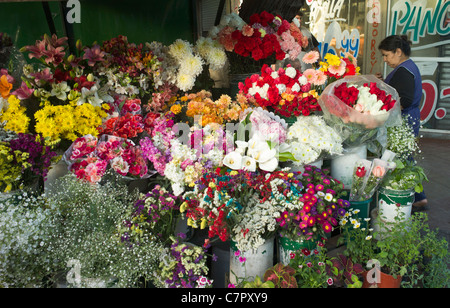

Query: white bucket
[
  {"left": 331, "top": 144, "right": 367, "bottom": 188},
  {"left": 229, "top": 237, "right": 274, "bottom": 286}
]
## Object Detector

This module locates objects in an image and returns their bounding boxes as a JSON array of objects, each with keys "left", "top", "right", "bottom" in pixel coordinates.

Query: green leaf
[{"left": 278, "top": 152, "right": 297, "bottom": 162}]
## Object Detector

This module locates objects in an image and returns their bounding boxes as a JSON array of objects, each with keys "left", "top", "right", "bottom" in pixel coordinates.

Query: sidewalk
[{"left": 416, "top": 137, "right": 450, "bottom": 241}]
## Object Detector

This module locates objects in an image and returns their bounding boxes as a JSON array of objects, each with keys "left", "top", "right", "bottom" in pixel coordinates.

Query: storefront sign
[{"left": 389, "top": 0, "right": 450, "bottom": 42}]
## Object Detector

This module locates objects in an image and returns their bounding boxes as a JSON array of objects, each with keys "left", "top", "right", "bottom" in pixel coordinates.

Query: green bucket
[
  {"left": 349, "top": 198, "right": 372, "bottom": 229},
  {"left": 278, "top": 236, "right": 318, "bottom": 265},
  {"left": 378, "top": 187, "right": 414, "bottom": 222},
  {"left": 278, "top": 236, "right": 317, "bottom": 251}
]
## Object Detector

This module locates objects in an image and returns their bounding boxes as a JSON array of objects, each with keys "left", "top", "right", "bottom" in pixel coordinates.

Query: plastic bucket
[
  {"left": 278, "top": 236, "right": 317, "bottom": 265},
  {"left": 349, "top": 198, "right": 372, "bottom": 229},
  {"left": 331, "top": 144, "right": 367, "bottom": 189},
  {"left": 229, "top": 237, "right": 274, "bottom": 285},
  {"left": 378, "top": 187, "right": 414, "bottom": 223}
]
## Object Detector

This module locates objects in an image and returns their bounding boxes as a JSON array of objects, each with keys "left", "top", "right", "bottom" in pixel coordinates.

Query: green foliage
[
  {"left": 327, "top": 254, "right": 364, "bottom": 288},
  {"left": 242, "top": 276, "right": 275, "bottom": 288},
  {"left": 263, "top": 263, "right": 298, "bottom": 288}
]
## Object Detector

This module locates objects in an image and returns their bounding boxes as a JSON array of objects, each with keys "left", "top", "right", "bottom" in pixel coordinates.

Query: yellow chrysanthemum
[{"left": 0, "top": 95, "right": 30, "bottom": 134}]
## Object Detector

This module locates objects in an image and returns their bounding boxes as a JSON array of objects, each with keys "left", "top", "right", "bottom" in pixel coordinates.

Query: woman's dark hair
[{"left": 378, "top": 35, "right": 412, "bottom": 56}]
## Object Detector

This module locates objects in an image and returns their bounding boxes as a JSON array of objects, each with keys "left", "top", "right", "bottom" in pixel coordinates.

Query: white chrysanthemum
[
  {"left": 204, "top": 47, "right": 227, "bottom": 71},
  {"left": 168, "top": 39, "right": 193, "bottom": 61},
  {"left": 179, "top": 53, "right": 204, "bottom": 77},
  {"left": 176, "top": 72, "right": 196, "bottom": 92}
]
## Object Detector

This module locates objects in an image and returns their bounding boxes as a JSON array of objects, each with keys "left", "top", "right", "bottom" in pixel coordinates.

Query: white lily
[
  {"left": 223, "top": 151, "right": 242, "bottom": 170},
  {"left": 234, "top": 140, "right": 248, "bottom": 155},
  {"left": 241, "top": 156, "right": 256, "bottom": 172},
  {"left": 259, "top": 156, "right": 278, "bottom": 172}
]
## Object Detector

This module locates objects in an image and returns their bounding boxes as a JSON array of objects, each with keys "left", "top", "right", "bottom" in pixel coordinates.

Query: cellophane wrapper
[{"left": 318, "top": 75, "right": 402, "bottom": 149}]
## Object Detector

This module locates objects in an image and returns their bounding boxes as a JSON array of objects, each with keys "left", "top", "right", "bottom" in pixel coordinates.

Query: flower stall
[{"left": 0, "top": 9, "right": 448, "bottom": 290}]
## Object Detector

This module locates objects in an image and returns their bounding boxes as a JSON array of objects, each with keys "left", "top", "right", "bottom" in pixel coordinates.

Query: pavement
[{"left": 416, "top": 137, "right": 450, "bottom": 241}]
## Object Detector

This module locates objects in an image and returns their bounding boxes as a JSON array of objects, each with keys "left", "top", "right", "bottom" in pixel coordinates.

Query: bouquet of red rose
[
  {"left": 239, "top": 64, "right": 322, "bottom": 117},
  {"left": 318, "top": 75, "right": 401, "bottom": 148}
]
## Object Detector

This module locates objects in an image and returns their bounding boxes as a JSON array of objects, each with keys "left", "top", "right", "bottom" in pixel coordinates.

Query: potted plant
[
  {"left": 341, "top": 210, "right": 444, "bottom": 288},
  {"left": 378, "top": 159, "right": 428, "bottom": 223}
]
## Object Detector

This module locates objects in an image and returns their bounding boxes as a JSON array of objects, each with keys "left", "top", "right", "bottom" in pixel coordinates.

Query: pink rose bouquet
[
  {"left": 69, "top": 155, "right": 108, "bottom": 183},
  {"left": 63, "top": 134, "right": 98, "bottom": 164}
]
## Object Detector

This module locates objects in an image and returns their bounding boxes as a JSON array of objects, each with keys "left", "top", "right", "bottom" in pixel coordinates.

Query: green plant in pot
[
  {"left": 416, "top": 212, "right": 450, "bottom": 288},
  {"left": 381, "top": 159, "right": 428, "bottom": 194}
]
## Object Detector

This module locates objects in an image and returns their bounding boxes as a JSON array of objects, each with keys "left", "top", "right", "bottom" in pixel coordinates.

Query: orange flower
[{"left": 0, "top": 75, "right": 13, "bottom": 98}]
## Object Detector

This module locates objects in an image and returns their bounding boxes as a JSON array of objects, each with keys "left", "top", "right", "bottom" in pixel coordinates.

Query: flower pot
[
  {"left": 229, "top": 237, "right": 274, "bottom": 286},
  {"left": 278, "top": 236, "right": 317, "bottom": 265},
  {"left": 349, "top": 198, "right": 372, "bottom": 229},
  {"left": 378, "top": 187, "right": 414, "bottom": 223},
  {"left": 362, "top": 270, "right": 402, "bottom": 288},
  {"left": 331, "top": 144, "right": 367, "bottom": 189}
]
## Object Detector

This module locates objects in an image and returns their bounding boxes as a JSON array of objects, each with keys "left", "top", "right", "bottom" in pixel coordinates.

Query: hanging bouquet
[
  {"left": 222, "top": 107, "right": 295, "bottom": 173},
  {"left": 286, "top": 115, "right": 343, "bottom": 166},
  {"left": 318, "top": 75, "right": 401, "bottom": 148},
  {"left": 276, "top": 165, "right": 349, "bottom": 241},
  {"left": 238, "top": 64, "right": 323, "bottom": 118},
  {"left": 349, "top": 158, "right": 395, "bottom": 201},
  {"left": 209, "top": 12, "right": 307, "bottom": 74}
]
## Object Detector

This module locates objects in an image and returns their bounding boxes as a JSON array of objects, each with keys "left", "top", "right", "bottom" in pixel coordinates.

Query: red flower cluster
[
  {"left": 239, "top": 64, "right": 321, "bottom": 117},
  {"left": 333, "top": 81, "right": 397, "bottom": 112},
  {"left": 98, "top": 113, "right": 145, "bottom": 139},
  {"left": 364, "top": 82, "right": 397, "bottom": 111},
  {"left": 333, "top": 82, "right": 359, "bottom": 107},
  {"left": 218, "top": 11, "right": 303, "bottom": 62}
]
